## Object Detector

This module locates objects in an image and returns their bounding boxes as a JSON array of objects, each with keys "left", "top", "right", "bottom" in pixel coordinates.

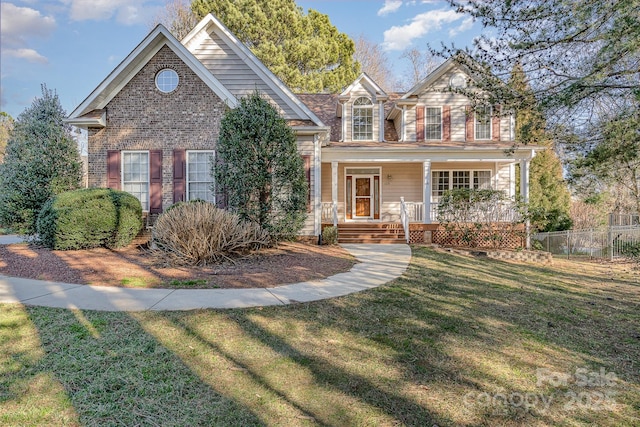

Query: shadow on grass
[
  {"left": 3, "top": 246, "right": 638, "bottom": 426},
  {"left": 16, "top": 306, "right": 265, "bottom": 426}
]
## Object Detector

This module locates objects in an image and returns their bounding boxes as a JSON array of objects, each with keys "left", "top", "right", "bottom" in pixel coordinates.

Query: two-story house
[{"left": 66, "top": 14, "right": 538, "bottom": 244}]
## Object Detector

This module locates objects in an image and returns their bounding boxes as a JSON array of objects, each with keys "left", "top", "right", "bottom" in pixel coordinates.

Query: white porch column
[
  {"left": 401, "top": 105, "right": 406, "bottom": 142},
  {"left": 341, "top": 102, "right": 346, "bottom": 142},
  {"left": 520, "top": 159, "right": 531, "bottom": 249},
  {"left": 423, "top": 160, "right": 432, "bottom": 224},
  {"left": 313, "top": 134, "right": 321, "bottom": 236},
  {"left": 331, "top": 161, "right": 338, "bottom": 226},
  {"left": 520, "top": 159, "right": 530, "bottom": 204},
  {"left": 379, "top": 101, "right": 385, "bottom": 142}
]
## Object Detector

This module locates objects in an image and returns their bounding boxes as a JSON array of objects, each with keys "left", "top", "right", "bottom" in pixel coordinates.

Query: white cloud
[
  {"left": 3, "top": 48, "right": 49, "bottom": 64},
  {"left": 0, "top": 3, "right": 56, "bottom": 48},
  {"left": 378, "top": 0, "right": 403, "bottom": 16},
  {"left": 449, "top": 16, "right": 474, "bottom": 37},
  {"left": 382, "top": 8, "right": 462, "bottom": 50},
  {"left": 62, "top": 0, "right": 151, "bottom": 25}
]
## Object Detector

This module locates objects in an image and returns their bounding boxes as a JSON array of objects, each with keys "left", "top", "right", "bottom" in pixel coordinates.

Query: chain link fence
[{"left": 532, "top": 226, "right": 640, "bottom": 260}]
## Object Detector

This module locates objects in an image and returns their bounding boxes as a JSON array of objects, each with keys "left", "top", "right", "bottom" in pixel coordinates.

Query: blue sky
[{"left": 0, "top": 0, "right": 482, "bottom": 119}]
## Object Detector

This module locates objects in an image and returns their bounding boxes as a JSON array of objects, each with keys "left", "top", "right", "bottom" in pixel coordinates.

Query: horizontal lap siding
[
  {"left": 495, "top": 163, "right": 513, "bottom": 193},
  {"left": 297, "top": 135, "right": 316, "bottom": 235},
  {"left": 193, "top": 30, "right": 297, "bottom": 118},
  {"left": 414, "top": 68, "right": 514, "bottom": 142}
]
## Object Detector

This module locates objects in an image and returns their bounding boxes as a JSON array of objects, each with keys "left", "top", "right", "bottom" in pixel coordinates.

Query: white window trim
[
  {"left": 431, "top": 169, "right": 495, "bottom": 196},
  {"left": 155, "top": 68, "right": 179, "bottom": 93},
  {"left": 121, "top": 150, "right": 150, "bottom": 212},
  {"left": 424, "top": 106, "right": 443, "bottom": 141},
  {"left": 352, "top": 97, "right": 374, "bottom": 141},
  {"left": 344, "top": 166, "right": 382, "bottom": 222},
  {"left": 474, "top": 105, "right": 492, "bottom": 140},
  {"left": 186, "top": 150, "right": 216, "bottom": 203}
]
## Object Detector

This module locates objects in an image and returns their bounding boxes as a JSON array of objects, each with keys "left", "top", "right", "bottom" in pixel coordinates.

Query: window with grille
[
  {"left": 432, "top": 170, "right": 493, "bottom": 196},
  {"left": 473, "top": 170, "right": 492, "bottom": 189},
  {"left": 475, "top": 105, "right": 491, "bottom": 140},
  {"left": 187, "top": 151, "right": 215, "bottom": 203},
  {"left": 431, "top": 171, "right": 450, "bottom": 197},
  {"left": 452, "top": 171, "right": 471, "bottom": 189},
  {"left": 122, "top": 151, "right": 149, "bottom": 211},
  {"left": 425, "top": 107, "right": 442, "bottom": 140},
  {"left": 352, "top": 97, "right": 373, "bottom": 140}
]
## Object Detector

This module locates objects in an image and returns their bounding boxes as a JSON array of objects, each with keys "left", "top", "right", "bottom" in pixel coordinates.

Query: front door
[
  {"left": 346, "top": 174, "right": 380, "bottom": 220},
  {"left": 355, "top": 176, "right": 372, "bottom": 217}
]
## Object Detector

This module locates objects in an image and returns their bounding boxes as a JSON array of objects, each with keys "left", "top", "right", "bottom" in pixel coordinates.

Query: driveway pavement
[{"left": 0, "top": 242, "right": 411, "bottom": 312}]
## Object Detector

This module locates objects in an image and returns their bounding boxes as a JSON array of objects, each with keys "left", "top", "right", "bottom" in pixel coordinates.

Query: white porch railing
[
  {"left": 430, "top": 203, "right": 522, "bottom": 223},
  {"left": 321, "top": 202, "right": 338, "bottom": 226},
  {"left": 322, "top": 201, "right": 425, "bottom": 225},
  {"left": 400, "top": 197, "right": 410, "bottom": 243},
  {"left": 405, "top": 201, "right": 423, "bottom": 223}
]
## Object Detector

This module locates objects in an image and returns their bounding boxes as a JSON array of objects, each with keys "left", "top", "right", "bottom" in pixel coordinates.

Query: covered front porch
[{"left": 319, "top": 158, "right": 532, "bottom": 227}]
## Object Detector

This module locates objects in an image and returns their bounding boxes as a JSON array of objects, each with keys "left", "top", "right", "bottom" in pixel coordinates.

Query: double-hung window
[
  {"left": 475, "top": 105, "right": 491, "bottom": 140},
  {"left": 186, "top": 150, "right": 215, "bottom": 203},
  {"left": 352, "top": 97, "right": 373, "bottom": 140},
  {"left": 122, "top": 151, "right": 149, "bottom": 211},
  {"left": 425, "top": 107, "right": 442, "bottom": 140}
]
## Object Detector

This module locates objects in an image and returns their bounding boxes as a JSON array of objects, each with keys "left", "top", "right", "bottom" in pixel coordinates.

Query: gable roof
[
  {"left": 401, "top": 53, "right": 475, "bottom": 99},
  {"left": 181, "top": 14, "right": 324, "bottom": 127},
  {"left": 339, "top": 73, "right": 389, "bottom": 100},
  {"left": 67, "top": 24, "right": 238, "bottom": 124}
]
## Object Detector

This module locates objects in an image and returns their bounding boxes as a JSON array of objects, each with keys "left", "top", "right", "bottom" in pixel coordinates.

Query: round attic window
[
  {"left": 155, "top": 69, "right": 179, "bottom": 93},
  {"left": 449, "top": 73, "right": 467, "bottom": 89}
]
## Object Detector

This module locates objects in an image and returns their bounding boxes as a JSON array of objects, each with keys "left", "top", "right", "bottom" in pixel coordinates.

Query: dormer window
[{"left": 352, "top": 97, "right": 373, "bottom": 140}]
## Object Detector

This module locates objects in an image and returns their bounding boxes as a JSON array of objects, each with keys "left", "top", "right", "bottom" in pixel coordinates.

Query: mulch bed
[{"left": 0, "top": 241, "right": 356, "bottom": 289}]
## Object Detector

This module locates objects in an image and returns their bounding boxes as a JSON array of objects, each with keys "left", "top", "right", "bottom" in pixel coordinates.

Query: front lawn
[{"left": 1, "top": 247, "right": 638, "bottom": 426}]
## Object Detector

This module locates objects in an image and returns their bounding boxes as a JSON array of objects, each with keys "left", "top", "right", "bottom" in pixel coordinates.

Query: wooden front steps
[{"left": 336, "top": 223, "right": 406, "bottom": 244}]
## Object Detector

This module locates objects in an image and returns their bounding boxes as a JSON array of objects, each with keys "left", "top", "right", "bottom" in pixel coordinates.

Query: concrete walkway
[{"left": 0, "top": 242, "right": 411, "bottom": 312}]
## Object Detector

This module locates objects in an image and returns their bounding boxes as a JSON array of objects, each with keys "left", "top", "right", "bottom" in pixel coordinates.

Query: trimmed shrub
[
  {"left": 37, "top": 188, "right": 142, "bottom": 250},
  {"left": 152, "top": 202, "right": 271, "bottom": 265},
  {"left": 322, "top": 226, "right": 338, "bottom": 245}
]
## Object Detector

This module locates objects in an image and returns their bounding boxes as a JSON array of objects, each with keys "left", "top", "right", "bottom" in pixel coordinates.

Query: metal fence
[{"left": 532, "top": 226, "right": 640, "bottom": 260}]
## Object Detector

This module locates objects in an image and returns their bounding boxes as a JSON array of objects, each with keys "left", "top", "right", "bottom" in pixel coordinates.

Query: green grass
[
  {"left": 168, "top": 278, "right": 210, "bottom": 288},
  {"left": 1, "top": 247, "right": 639, "bottom": 426}
]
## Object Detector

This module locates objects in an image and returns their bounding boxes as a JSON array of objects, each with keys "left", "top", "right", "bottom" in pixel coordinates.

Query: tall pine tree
[
  {"left": 0, "top": 85, "right": 82, "bottom": 233},
  {"left": 510, "top": 63, "right": 572, "bottom": 231},
  {"left": 191, "top": 0, "right": 360, "bottom": 92}
]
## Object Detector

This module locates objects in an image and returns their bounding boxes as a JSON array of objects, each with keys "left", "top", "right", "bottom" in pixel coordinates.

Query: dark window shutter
[
  {"left": 107, "top": 150, "right": 121, "bottom": 190},
  {"left": 149, "top": 150, "right": 163, "bottom": 214},
  {"left": 492, "top": 105, "right": 501, "bottom": 141},
  {"left": 416, "top": 106, "right": 425, "bottom": 142},
  {"left": 465, "top": 105, "right": 474, "bottom": 142},
  {"left": 443, "top": 105, "right": 451, "bottom": 141},
  {"left": 303, "top": 155, "right": 311, "bottom": 212},
  {"left": 173, "top": 149, "right": 186, "bottom": 204}
]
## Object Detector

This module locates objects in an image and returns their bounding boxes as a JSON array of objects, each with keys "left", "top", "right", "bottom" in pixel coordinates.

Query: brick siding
[{"left": 87, "top": 45, "right": 226, "bottom": 210}]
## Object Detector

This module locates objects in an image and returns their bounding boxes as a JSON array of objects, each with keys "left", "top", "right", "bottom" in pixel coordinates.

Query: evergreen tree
[
  {"left": 0, "top": 112, "right": 13, "bottom": 163},
  {"left": 0, "top": 85, "right": 82, "bottom": 233},
  {"left": 569, "top": 108, "right": 640, "bottom": 215},
  {"left": 191, "top": 0, "right": 360, "bottom": 92},
  {"left": 215, "top": 91, "right": 308, "bottom": 241},
  {"left": 510, "top": 63, "right": 572, "bottom": 231}
]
